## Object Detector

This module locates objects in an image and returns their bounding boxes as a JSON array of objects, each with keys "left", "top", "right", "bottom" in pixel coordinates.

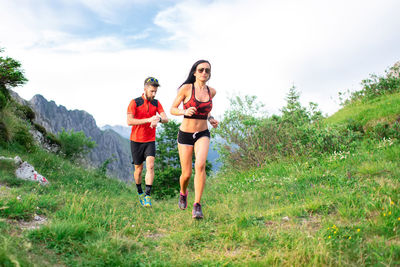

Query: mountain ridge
[{"left": 14, "top": 92, "right": 133, "bottom": 181}]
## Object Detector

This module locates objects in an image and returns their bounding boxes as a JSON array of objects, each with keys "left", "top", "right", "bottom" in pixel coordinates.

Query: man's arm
[
  {"left": 127, "top": 113, "right": 153, "bottom": 126},
  {"left": 158, "top": 112, "right": 169, "bottom": 123}
]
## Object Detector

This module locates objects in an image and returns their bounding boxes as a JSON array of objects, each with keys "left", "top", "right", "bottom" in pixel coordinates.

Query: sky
[{"left": 1, "top": 0, "right": 400, "bottom": 127}]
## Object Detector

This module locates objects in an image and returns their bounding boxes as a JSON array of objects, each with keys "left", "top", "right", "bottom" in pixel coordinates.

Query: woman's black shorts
[
  {"left": 130, "top": 141, "right": 156, "bottom": 165},
  {"left": 177, "top": 129, "right": 210, "bottom": 146}
]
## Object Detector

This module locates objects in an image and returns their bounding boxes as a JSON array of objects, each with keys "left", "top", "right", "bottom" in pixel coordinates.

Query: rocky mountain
[
  {"left": 101, "top": 125, "right": 131, "bottom": 140},
  {"left": 29, "top": 94, "right": 132, "bottom": 181}
]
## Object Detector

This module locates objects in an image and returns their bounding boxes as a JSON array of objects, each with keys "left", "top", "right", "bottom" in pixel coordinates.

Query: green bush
[
  {"left": 15, "top": 104, "right": 35, "bottom": 122},
  {"left": 0, "top": 90, "right": 6, "bottom": 110},
  {"left": 33, "top": 123, "right": 46, "bottom": 135},
  {"left": 46, "top": 132, "right": 62, "bottom": 147},
  {"left": 153, "top": 167, "right": 181, "bottom": 199},
  {"left": 0, "top": 120, "right": 9, "bottom": 145},
  {"left": 345, "top": 64, "right": 400, "bottom": 105},
  {"left": 214, "top": 90, "right": 362, "bottom": 170},
  {"left": 58, "top": 128, "right": 96, "bottom": 161},
  {"left": 12, "top": 125, "right": 36, "bottom": 152},
  {"left": 368, "top": 121, "right": 400, "bottom": 140}
]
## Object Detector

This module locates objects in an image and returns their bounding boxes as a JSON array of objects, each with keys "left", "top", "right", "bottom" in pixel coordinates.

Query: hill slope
[{"left": 0, "top": 93, "right": 399, "bottom": 266}]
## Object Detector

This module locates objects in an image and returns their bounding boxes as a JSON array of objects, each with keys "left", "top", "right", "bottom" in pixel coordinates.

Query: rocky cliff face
[{"left": 29, "top": 94, "right": 132, "bottom": 181}]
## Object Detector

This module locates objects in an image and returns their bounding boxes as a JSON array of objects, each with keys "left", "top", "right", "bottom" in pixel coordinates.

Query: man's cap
[{"left": 144, "top": 77, "right": 160, "bottom": 87}]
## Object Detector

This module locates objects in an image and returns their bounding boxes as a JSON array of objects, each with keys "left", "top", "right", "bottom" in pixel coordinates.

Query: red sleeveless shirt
[{"left": 183, "top": 84, "right": 213, "bottom": 120}]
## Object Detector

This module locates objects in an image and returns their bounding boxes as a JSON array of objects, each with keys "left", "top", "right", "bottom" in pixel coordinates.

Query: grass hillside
[
  {"left": 1, "top": 92, "right": 399, "bottom": 266},
  {"left": 325, "top": 92, "right": 400, "bottom": 127}
]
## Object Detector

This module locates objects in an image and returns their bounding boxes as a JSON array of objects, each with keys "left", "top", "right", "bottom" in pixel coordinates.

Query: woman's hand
[
  {"left": 184, "top": 107, "right": 197, "bottom": 117},
  {"left": 209, "top": 117, "right": 219, "bottom": 128}
]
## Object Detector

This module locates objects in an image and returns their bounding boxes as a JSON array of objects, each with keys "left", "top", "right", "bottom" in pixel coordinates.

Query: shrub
[
  {"left": 12, "top": 124, "right": 36, "bottom": 152},
  {"left": 15, "top": 104, "right": 35, "bottom": 122},
  {"left": 214, "top": 91, "right": 361, "bottom": 170},
  {"left": 46, "top": 132, "right": 61, "bottom": 147},
  {"left": 0, "top": 90, "right": 6, "bottom": 111},
  {"left": 58, "top": 128, "right": 97, "bottom": 161},
  {"left": 33, "top": 123, "right": 47, "bottom": 135},
  {"left": 0, "top": 120, "right": 9, "bottom": 145},
  {"left": 368, "top": 121, "right": 400, "bottom": 140},
  {"left": 344, "top": 64, "right": 400, "bottom": 105}
]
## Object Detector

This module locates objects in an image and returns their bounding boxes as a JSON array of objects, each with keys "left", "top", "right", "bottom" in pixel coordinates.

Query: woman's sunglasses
[{"left": 197, "top": 68, "right": 210, "bottom": 74}]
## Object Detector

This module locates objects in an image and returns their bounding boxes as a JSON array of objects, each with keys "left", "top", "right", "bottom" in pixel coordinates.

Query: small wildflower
[
  {"left": 382, "top": 207, "right": 385, "bottom": 210},
  {"left": 328, "top": 236, "right": 331, "bottom": 239},
  {"left": 391, "top": 201, "right": 395, "bottom": 205},
  {"left": 334, "top": 231, "right": 337, "bottom": 234},
  {"left": 349, "top": 236, "right": 351, "bottom": 240},
  {"left": 384, "top": 213, "right": 386, "bottom": 217},
  {"left": 388, "top": 211, "right": 392, "bottom": 215},
  {"left": 398, "top": 217, "right": 400, "bottom": 221},
  {"left": 357, "top": 229, "right": 360, "bottom": 232}
]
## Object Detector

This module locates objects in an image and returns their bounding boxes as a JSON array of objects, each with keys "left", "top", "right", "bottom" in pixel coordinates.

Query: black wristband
[
  {"left": 158, "top": 117, "right": 162, "bottom": 122},
  {"left": 208, "top": 116, "right": 214, "bottom": 121}
]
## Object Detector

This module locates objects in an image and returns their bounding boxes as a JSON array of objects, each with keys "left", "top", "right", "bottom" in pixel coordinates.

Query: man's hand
[{"left": 149, "top": 115, "right": 160, "bottom": 128}]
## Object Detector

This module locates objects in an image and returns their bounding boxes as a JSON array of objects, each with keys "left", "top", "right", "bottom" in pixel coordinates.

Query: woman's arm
[
  {"left": 208, "top": 87, "right": 218, "bottom": 128},
  {"left": 170, "top": 85, "right": 196, "bottom": 117}
]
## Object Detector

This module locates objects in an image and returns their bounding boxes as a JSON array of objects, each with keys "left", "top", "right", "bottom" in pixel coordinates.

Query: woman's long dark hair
[{"left": 179, "top": 59, "right": 211, "bottom": 89}]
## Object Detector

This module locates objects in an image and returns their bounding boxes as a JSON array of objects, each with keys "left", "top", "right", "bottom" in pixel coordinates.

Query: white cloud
[{"left": 2, "top": 0, "right": 400, "bottom": 126}]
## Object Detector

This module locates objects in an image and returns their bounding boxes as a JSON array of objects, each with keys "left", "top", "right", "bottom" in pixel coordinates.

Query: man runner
[{"left": 127, "top": 77, "right": 168, "bottom": 207}]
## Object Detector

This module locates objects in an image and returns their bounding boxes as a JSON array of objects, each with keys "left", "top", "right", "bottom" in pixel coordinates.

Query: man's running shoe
[
  {"left": 144, "top": 195, "right": 152, "bottom": 207},
  {"left": 178, "top": 191, "right": 188, "bottom": 210},
  {"left": 192, "top": 203, "right": 204, "bottom": 219},
  {"left": 138, "top": 193, "right": 145, "bottom": 206}
]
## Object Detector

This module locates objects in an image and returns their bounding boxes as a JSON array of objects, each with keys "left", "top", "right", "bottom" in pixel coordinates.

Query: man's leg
[
  {"left": 134, "top": 163, "right": 144, "bottom": 191},
  {"left": 144, "top": 156, "right": 155, "bottom": 207},
  {"left": 134, "top": 164, "right": 145, "bottom": 206}
]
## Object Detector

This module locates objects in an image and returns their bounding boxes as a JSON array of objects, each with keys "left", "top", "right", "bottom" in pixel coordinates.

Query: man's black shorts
[{"left": 130, "top": 141, "right": 156, "bottom": 165}]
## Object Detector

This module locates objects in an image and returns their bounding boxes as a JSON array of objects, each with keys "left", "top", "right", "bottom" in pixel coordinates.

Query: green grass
[
  {"left": 1, "top": 90, "right": 400, "bottom": 266},
  {"left": 325, "top": 92, "right": 400, "bottom": 127},
  {"left": 1, "top": 137, "right": 399, "bottom": 266}
]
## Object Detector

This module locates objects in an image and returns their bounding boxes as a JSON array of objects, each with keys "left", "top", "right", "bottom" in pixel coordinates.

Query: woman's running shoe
[
  {"left": 178, "top": 191, "right": 188, "bottom": 210},
  {"left": 192, "top": 203, "right": 203, "bottom": 219}
]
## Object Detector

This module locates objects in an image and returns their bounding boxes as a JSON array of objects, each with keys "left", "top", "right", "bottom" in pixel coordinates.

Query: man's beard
[{"left": 145, "top": 93, "right": 154, "bottom": 101}]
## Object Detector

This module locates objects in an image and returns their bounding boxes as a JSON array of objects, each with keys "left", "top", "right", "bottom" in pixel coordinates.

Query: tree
[
  {"left": 280, "top": 86, "right": 309, "bottom": 126},
  {"left": 0, "top": 48, "right": 28, "bottom": 104},
  {"left": 153, "top": 120, "right": 181, "bottom": 199}
]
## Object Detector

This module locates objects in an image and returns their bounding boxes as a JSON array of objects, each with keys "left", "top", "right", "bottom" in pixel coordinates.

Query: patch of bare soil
[
  {"left": 18, "top": 215, "right": 48, "bottom": 230},
  {"left": 6, "top": 215, "right": 48, "bottom": 230}
]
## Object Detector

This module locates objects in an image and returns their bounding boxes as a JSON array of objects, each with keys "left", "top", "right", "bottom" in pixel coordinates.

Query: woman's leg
[
  {"left": 193, "top": 137, "right": 210, "bottom": 204},
  {"left": 178, "top": 144, "right": 194, "bottom": 194}
]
